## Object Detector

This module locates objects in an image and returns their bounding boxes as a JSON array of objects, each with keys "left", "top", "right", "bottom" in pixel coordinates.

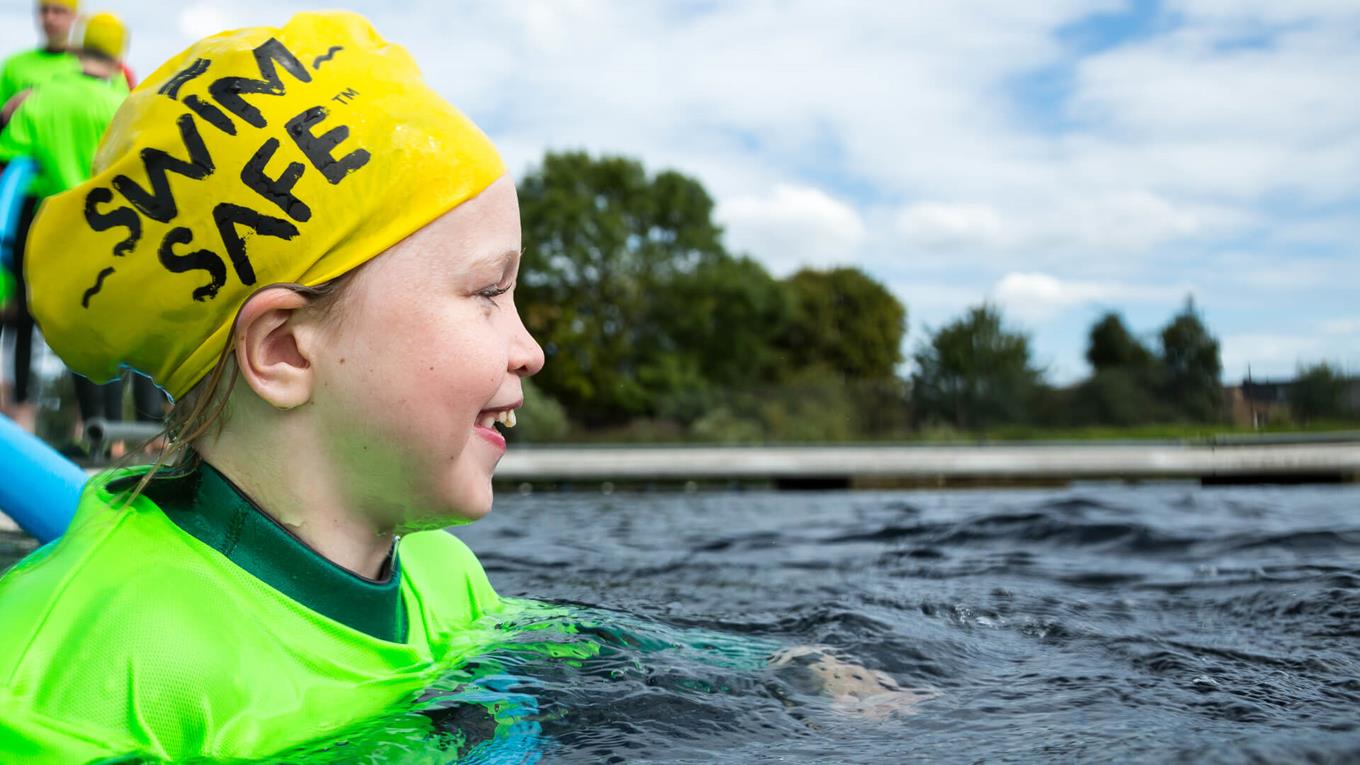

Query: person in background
[
  {"left": 116, "top": 49, "right": 136, "bottom": 91},
  {"left": 0, "top": 12, "right": 128, "bottom": 437},
  {"left": 0, "top": 0, "right": 79, "bottom": 429},
  {"left": 77, "top": 8, "right": 133, "bottom": 90},
  {"left": 0, "top": 1, "right": 81, "bottom": 123}
]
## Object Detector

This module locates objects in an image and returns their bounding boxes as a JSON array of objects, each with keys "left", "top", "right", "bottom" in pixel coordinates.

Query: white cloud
[
  {"left": 894, "top": 191, "right": 1236, "bottom": 263},
  {"left": 1168, "top": 0, "right": 1360, "bottom": 26},
  {"left": 1221, "top": 333, "right": 1327, "bottom": 380},
  {"left": 889, "top": 280, "right": 981, "bottom": 313},
  {"left": 1320, "top": 318, "right": 1360, "bottom": 336},
  {"left": 991, "top": 272, "right": 1186, "bottom": 323},
  {"left": 1201, "top": 252, "right": 1334, "bottom": 292},
  {"left": 1072, "top": 38, "right": 1360, "bottom": 146},
  {"left": 896, "top": 203, "right": 1004, "bottom": 250},
  {"left": 1035, "top": 191, "right": 1249, "bottom": 255},
  {"left": 0, "top": 0, "right": 1353, "bottom": 383},
  {"left": 718, "top": 185, "right": 865, "bottom": 276},
  {"left": 177, "top": 4, "right": 238, "bottom": 41},
  {"left": 1065, "top": 7, "right": 1360, "bottom": 206}
]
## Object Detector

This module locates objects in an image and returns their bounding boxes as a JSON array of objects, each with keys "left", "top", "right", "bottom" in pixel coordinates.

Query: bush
[
  {"left": 510, "top": 378, "right": 570, "bottom": 443},
  {"left": 690, "top": 407, "right": 765, "bottom": 444},
  {"left": 1290, "top": 363, "right": 1352, "bottom": 424}
]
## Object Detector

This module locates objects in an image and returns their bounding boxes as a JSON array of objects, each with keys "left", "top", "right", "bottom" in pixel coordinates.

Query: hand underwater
[{"left": 771, "top": 645, "right": 939, "bottom": 720}]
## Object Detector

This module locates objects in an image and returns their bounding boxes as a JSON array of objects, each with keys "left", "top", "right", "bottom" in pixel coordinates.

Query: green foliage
[
  {"left": 518, "top": 152, "right": 729, "bottom": 425},
  {"left": 1066, "top": 312, "right": 1168, "bottom": 426},
  {"left": 1158, "top": 297, "right": 1224, "bottom": 421},
  {"left": 911, "top": 304, "right": 1041, "bottom": 431},
  {"left": 517, "top": 151, "right": 909, "bottom": 436},
  {"left": 660, "top": 254, "right": 793, "bottom": 391},
  {"left": 511, "top": 149, "right": 1267, "bottom": 442},
  {"left": 751, "top": 367, "right": 859, "bottom": 442},
  {"left": 509, "top": 378, "right": 570, "bottom": 443},
  {"left": 1065, "top": 368, "right": 1175, "bottom": 427},
  {"left": 1289, "top": 362, "right": 1351, "bottom": 423},
  {"left": 1086, "top": 312, "right": 1154, "bottom": 372},
  {"left": 688, "top": 370, "right": 910, "bottom": 443},
  {"left": 778, "top": 267, "right": 906, "bottom": 382},
  {"left": 689, "top": 406, "right": 766, "bottom": 444}
]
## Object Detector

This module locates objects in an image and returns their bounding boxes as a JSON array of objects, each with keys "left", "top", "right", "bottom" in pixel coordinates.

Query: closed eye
[{"left": 477, "top": 283, "right": 512, "bottom": 300}]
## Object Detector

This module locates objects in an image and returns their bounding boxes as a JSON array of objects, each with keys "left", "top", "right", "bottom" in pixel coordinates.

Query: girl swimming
[
  {"left": 0, "top": 11, "right": 934, "bottom": 762},
  {"left": 0, "top": 11, "right": 541, "bottom": 761}
]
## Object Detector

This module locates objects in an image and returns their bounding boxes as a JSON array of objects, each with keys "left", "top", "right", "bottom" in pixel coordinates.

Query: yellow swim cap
[
  {"left": 39, "top": 0, "right": 78, "bottom": 11},
  {"left": 80, "top": 12, "right": 126, "bottom": 60},
  {"left": 27, "top": 11, "right": 505, "bottom": 398}
]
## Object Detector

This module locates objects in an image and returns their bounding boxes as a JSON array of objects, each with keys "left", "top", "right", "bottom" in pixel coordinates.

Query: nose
[{"left": 509, "top": 308, "right": 545, "bottom": 378}]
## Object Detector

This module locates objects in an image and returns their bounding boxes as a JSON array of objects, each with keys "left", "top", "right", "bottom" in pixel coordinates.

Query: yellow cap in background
[
  {"left": 81, "top": 12, "right": 126, "bottom": 60},
  {"left": 39, "top": 0, "right": 79, "bottom": 10}
]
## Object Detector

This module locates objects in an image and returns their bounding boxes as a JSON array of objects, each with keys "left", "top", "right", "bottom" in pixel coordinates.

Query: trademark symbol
[{"left": 332, "top": 87, "right": 359, "bottom": 105}]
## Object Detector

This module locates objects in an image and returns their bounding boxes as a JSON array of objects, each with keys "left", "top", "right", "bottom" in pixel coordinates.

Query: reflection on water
[{"left": 3, "top": 483, "right": 1358, "bottom": 762}]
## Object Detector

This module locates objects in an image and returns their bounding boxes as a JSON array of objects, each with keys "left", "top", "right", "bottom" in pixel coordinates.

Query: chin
[{"left": 400, "top": 490, "right": 493, "bottom": 531}]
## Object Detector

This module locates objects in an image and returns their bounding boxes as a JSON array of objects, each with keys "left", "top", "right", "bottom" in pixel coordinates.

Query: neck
[
  {"left": 81, "top": 59, "right": 116, "bottom": 80},
  {"left": 199, "top": 428, "right": 397, "bottom": 580}
]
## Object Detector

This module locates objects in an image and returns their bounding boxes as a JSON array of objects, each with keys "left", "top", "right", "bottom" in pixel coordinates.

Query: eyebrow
[{"left": 468, "top": 248, "right": 520, "bottom": 276}]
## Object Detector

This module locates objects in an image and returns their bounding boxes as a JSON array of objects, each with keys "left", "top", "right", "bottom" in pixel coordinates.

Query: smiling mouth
[{"left": 477, "top": 409, "right": 518, "bottom": 431}]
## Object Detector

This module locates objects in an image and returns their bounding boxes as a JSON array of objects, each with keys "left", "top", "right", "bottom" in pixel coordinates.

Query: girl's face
[{"left": 309, "top": 176, "right": 544, "bottom": 529}]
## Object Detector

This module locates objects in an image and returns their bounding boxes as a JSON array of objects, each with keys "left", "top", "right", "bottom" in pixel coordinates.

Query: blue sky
[{"left": 3, "top": 0, "right": 1356, "bottom": 384}]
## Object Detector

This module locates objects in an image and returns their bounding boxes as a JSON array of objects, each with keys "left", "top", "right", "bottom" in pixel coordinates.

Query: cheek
[
  {"left": 423, "top": 334, "right": 504, "bottom": 411},
  {"left": 315, "top": 316, "right": 426, "bottom": 437},
  {"left": 326, "top": 309, "right": 502, "bottom": 425}
]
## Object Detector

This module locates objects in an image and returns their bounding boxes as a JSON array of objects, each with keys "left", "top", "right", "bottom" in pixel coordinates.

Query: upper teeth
[{"left": 492, "top": 409, "right": 516, "bottom": 429}]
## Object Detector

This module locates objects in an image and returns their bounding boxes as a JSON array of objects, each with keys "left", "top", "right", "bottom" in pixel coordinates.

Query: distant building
[
  {"left": 1224, "top": 373, "right": 1360, "bottom": 428},
  {"left": 1347, "top": 378, "right": 1360, "bottom": 413},
  {"left": 1225, "top": 377, "right": 1293, "bottom": 428}
]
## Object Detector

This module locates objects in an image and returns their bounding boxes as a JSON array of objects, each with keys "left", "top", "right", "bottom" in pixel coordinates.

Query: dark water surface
[
  {"left": 3, "top": 483, "right": 1358, "bottom": 763},
  {"left": 453, "top": 483, "right": 1360, "bottom": 764}
]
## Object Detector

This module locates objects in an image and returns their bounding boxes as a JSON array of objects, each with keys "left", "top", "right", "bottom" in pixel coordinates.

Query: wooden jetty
[
  {"left": 494, "top": 441, "right": 1360, "bottom": 488},
  {"left": 5, "top": 441, "right": 1357, "bottom": 537}
]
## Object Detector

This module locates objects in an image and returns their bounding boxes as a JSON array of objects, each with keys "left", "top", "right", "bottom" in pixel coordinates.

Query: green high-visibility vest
[
  {"left": 0, "top": 72, "right": 126, "bottom": 198},
  {"left": 0, "top": 468, "right": 504, "bottom": 762},
  {"left": 0, "top": 49, "right": 79, "bottom": 107}
]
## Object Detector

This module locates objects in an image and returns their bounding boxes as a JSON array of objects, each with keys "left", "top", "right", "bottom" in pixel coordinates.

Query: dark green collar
[{"left": 144, "top": 462, "right": 407, "bottom": 642}]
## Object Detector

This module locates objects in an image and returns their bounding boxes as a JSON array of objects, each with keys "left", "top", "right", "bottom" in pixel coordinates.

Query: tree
[
  {"left": 506, "top": 378, "right": 570, "bottom": 443},
  {"left": 1071, "top": 312, "right": 1168, "bottom": 426},
  {"left": 1290, "top": 362, "right": 1351, "bottom": 424},
  {"left": 911, "top": 304, "right": 1041, "bottom": 430},
  {"left": 1067, "top": 367, "right": 1174, "bottom": 426},
  {"left": 778, "top": 267, "right": 907, "bottom": 382},
  {"left": 1159, "top": 298, "right": 1223, "bottom": 421},
  {"left": 518, "top": 151, "right": 790, "bottom": 426},
  {"left": 659, "top": 254, "right": 792, "bottom": 396},
  {"left": 1086, "top": 312, "right": 1154, "bottom": 372},
  {"left": 518, "top": 152, "right": 727, "bottom": 424}
]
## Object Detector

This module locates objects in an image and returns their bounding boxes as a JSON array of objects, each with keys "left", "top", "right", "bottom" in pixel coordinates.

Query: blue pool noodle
[
  {"left": 0, "top": 160, "right": 81, "bottom": 542},
  {"left": 0, "top": 157, "right": 36, "bottom": 270},
  {"left": 0, "top": 415, "right": 85, "bottom": 543}
]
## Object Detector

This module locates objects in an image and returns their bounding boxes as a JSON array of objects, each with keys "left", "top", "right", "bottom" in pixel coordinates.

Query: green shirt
[
  {"left": 0, "top": 72, "right": 126, "bottom": 198},
  {"left": 0, "top": 466, "right": 505, "bottom": 762},
  {"left": 0, "top": 48, "right": 79, "bottom": 108},
  {"left": 151, "top": 462, "right": 410, "bottom": 642}
]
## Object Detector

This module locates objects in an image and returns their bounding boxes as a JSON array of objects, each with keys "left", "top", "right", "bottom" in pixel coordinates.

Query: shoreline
[{"left": 3, "top": 440, "right": 1357, "bottom": 537}]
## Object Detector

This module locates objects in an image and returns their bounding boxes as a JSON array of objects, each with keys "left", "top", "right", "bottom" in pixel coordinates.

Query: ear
[{"left": 233, "top": 287, "right": 318, "bottom": 410}]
